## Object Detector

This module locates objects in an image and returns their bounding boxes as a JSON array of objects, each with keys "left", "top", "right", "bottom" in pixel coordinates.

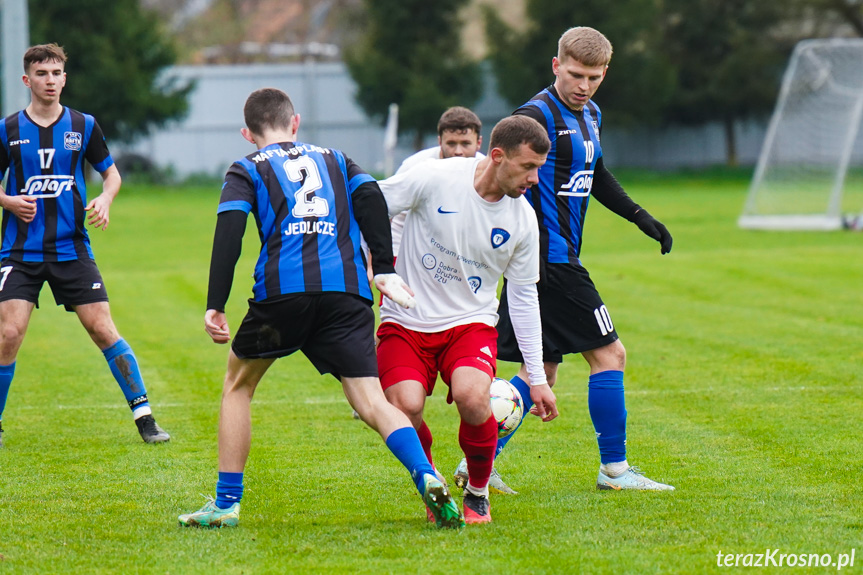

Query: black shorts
[
  {"left": 497, "top": 262, "right": 618, "bottom": 364},
  {"left": 231, "top": 292, "right": 378, "bottom": 379},
  {"left": 0, "top": 258, "right": 109, "bottom": 311}
]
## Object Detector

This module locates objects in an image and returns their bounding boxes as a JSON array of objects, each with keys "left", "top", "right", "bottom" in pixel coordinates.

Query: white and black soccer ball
[{"left": 490, "top": 377, "right": 524, "bottom": 439}]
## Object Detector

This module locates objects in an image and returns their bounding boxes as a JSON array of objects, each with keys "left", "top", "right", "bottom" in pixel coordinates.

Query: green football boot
[{"left": 178, "top": 497, "right": 240, "bottom": 528}]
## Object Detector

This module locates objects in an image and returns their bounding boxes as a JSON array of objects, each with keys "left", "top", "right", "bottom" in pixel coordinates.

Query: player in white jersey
[
  {"left": 352, "top": 108, "right": 486, "bottom": 421},
  {"left": 376, "top": 116, "right": 558, "bottom": 525},
  {"left": 391, "top": 107, "right": 485, "bottom": 258}
]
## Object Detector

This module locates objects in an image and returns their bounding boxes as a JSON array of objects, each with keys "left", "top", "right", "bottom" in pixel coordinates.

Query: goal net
[{"left": 740, "top": 38, "right": 863, "bottom": 230}]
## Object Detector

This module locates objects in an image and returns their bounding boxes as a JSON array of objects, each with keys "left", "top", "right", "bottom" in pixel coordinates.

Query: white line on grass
[
  {"left": 15, "top": 396, "right": 354, "bottom": 411},
  {"left": 10, "top": 385, "right": 840, "bottom": 411}
]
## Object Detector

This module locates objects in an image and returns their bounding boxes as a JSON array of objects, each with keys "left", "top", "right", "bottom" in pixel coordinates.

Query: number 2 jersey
[
  {"left": 0, "top": 107, "right": 113, "bottom": 261},
  {"left": 215, "top": 141, "right": 384, "bottom": 304},
  {"left": 378, "top": 157, "right": 540, "bottom": 333}
]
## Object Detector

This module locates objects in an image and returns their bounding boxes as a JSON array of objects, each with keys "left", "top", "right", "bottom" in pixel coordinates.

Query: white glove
[{"left": 374, "top": 273, "right": 416, "bottom": 309}]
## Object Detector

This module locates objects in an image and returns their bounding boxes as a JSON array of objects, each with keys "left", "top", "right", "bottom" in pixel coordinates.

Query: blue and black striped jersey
[
  {"left": 0, "top": 107, "right": 113, "bottom": 262},
  {"left": 218, "top": 141, "right": 376, "bottom": 302},
  {"left": 515, "top": 86, "right": 602, "bottom": 263}
]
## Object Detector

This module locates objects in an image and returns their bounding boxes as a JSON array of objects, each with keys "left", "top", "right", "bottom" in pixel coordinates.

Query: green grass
[
  {"left": 0, "top": 172, "right": 861, "bottom": 574},
  {"left": 744, "top": 166, "right": 863, "bottom": 215}
]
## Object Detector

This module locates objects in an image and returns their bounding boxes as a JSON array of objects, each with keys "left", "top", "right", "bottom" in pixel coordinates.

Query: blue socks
[
  {"left": 102, "top": 339, "right": 150, "bottom": 418},
  {"left": 0, "top": 362, "right": 15, "bottom": 422},
  {"left": 385, "top": 426, "right": 436, "bottom": 494},
  {"left": 494, "top": 371, "right": 629, "bottom": 466},
  {"left": 495, "top": 375, "right": 532, "bottom": 457},
  {"left": 216, "top": 471, "right": 244, "bottom": 509},
  {"left": 214, "top": 429, "right": 434, "bottom": 510},
  {"left": 588, "top": 370, "right": 627, "bottom": 464}
]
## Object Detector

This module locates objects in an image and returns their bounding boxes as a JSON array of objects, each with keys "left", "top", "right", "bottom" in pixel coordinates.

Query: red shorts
[{"left": 376, "top": 322, "right": 497, "bottom": 398}]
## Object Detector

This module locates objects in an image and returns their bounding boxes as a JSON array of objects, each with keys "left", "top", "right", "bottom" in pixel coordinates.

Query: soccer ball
[{"left": 489, "top": 377, "right": 524, "bottom": 439}]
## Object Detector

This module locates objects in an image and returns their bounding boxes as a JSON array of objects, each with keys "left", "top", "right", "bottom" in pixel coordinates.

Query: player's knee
[
  {"left": 610, "top": 341, "right": 626, "bottom": 369},
  {"left": 587, "top": 340, "right": 626, "bottom": 371},
  {"left": 222, "top": 366, "right": 262, "bottom": 397},
  {"left": 453, "top": 391, "right": 492, "bottom": 426},
  {"left": 0, "top": 323, "right": 26, "bottom": 353},
  {"left": 84, "top": 319, "right": 121, "bottom": 349},
  {"left": 222, "top": 377, "right": 257, "bottom": 399},
  {"left": 385, "top": 391, "right": 423, "bottom": 421}
]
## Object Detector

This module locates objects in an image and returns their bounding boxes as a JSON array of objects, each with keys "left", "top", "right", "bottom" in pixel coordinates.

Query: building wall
[{"left": 125, "top": 61, "right": 769, "bottom": 177}]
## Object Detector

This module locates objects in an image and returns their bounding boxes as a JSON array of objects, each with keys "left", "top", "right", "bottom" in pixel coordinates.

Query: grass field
[{"left": 0, "top": 169, "right": 860, "bottom": 574}]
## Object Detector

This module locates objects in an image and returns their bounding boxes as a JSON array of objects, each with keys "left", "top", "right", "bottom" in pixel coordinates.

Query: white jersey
[
  {"left": 396, "top": 146, "right": 442, "bottom": 175},
  {"left": 391, "top": 147, "right": 486, "bottom": 257},
  {"left": 378, "top": 157, "right": 539, "bottom": 332},
  {"left": 390, "top": 147, "right": 441, "bottom": 256}
]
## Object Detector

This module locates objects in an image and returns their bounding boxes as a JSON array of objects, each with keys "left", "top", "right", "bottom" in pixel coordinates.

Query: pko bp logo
[
  {"left": 558, "top": 170, "right": 594, "bottom": 197},
  {"left": 22, "top": 175, "right": 75, "bottom": 198}
]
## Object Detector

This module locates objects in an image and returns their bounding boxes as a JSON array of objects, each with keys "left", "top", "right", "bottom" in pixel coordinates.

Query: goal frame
[{"left": 740, "top": 38, "right": 863, "bottom": 231}]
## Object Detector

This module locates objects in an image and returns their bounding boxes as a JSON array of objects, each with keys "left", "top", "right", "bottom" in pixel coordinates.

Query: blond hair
[{"left": 557, "top": 27, "right": 612, "bottom": 67}]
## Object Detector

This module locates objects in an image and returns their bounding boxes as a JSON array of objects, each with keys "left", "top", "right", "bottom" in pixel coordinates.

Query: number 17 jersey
[{"left": 0, "top": 107, "right": 113, "bottom": 262}]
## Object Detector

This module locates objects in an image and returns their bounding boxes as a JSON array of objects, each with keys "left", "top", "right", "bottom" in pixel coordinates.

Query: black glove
[{"left": 632, "top": 209, "right": 672, "bottom": 254}]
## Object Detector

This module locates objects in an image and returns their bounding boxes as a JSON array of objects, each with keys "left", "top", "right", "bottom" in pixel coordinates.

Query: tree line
[
  {"left": 348, "top": 0, "right": 863, "bottom": 164},
  {"left": 3, "top": 0, "right": 862, "bottom": 165},
  {"left": 0, "top": 0, "right": 191, "bottom": 146}
]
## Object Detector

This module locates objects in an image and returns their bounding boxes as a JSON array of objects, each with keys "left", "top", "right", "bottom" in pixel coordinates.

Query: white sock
[
  {"left": 132, "top": 405, "right": 152, "bottom": 419},
  {"left": 466, "top": 482, "right": 489, "bottom": 498},
  {"left": 601, "top": 460, "right": 629, "bottom": 477}
]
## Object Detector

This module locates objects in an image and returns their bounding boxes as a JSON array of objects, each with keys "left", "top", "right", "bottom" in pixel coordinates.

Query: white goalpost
[
  {"left": 382, "top": 103, "right": 399, "bottom": 178},
  {"left": 740, "top": 38, "right": 863, "bottom": 231}
]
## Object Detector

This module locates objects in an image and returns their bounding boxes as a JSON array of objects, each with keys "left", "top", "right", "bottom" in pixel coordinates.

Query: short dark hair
[
  {"left": 489, "top": 116, "right": 550, "bottom": 156},
  {"left": 23, "top": 43, "right": 67, "bottom": 73},
  {"left": 437, "top": 106, "right": 481, "bottom": 137},
  {"left": 244, "top": 88, "right": 294, "bottom": 136}
]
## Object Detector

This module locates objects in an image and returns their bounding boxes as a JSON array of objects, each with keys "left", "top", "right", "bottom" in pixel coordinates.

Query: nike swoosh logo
[{"left": 437, "top": 207, "right": 458, "bottom": 214}]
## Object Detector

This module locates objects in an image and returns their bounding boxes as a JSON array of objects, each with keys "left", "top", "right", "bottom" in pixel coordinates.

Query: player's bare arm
[
  {"left": 0, "top": 185, "right": 38, "bottom": 223},
  {"left": 86, "top": 164, "right": 121, "bottom": 230}
]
